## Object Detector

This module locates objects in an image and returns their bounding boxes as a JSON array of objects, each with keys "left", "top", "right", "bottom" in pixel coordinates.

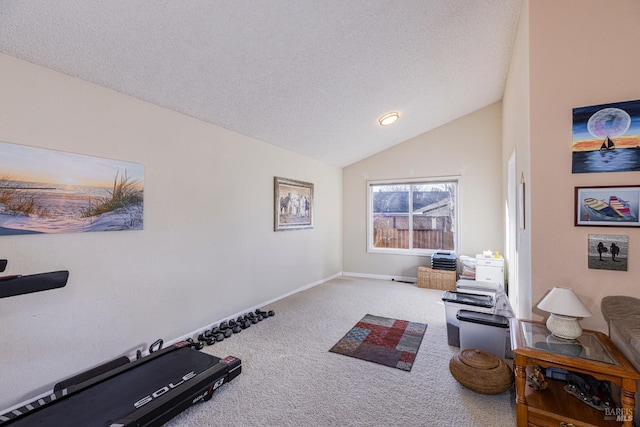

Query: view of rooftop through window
[{"left": 369, "top": 180, "right": 457, "bottom": 253}]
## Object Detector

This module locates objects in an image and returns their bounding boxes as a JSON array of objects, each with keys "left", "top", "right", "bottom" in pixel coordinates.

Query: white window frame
[{"left": 367, "top": 176, "right": 460, "bottom": 255}]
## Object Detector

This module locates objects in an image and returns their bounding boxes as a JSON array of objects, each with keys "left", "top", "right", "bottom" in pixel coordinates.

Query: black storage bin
[
  {"left": 457, "top": 310, "right": 510, "bottom": 359},
  {"left": 441, "top": 291, "right": 495, "bottom": 347}
]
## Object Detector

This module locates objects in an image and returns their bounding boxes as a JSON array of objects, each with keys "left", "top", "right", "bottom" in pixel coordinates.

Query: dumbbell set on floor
[{"left": 194, "top": 309, "right": 275, "bottom": 347}]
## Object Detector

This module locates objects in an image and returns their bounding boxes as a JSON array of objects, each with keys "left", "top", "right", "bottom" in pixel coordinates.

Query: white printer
[
  {"left": 456, "top": 254, "right": 511, "bottom": 315},
  {"left": 456, "top": 279, "right": 511, "bottom": 315},
  {"left": 456, "top": 278, "right": 502, "bottom": 296}
]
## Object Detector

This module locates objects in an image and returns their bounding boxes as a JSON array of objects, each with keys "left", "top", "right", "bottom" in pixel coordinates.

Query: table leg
[
  {"left": 620, "top": 378, "right": 636, "bottom": 427},
  {"left": 514, "top": 354, "right": 528, "bottom": 426}
]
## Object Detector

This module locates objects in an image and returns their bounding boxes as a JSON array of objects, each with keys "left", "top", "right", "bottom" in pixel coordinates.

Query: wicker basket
[
  {"left": 417, "top": 266, "right": 456, "bottom": 290},
  {"left": 449, "top": 348, "right": 514, "bottom": 394}
]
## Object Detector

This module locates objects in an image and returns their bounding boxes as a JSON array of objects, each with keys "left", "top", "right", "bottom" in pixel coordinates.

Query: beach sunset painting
[
  {"left": 572, "top": 99, "right": 640, "bottom": 173},
  {"left": 0, "top": 141, "right": 144, "bottom": 236}
]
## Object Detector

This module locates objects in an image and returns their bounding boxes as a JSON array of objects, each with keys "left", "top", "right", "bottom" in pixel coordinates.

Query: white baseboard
[
  {"left": 342, "top": 271, "right": 417, "bottom": 283},
  {"left": 163, "top": 272, "right": 344, "bottom": 351},
  {"left": 0, "top": 272, "right": 362, "bottom": 414}
]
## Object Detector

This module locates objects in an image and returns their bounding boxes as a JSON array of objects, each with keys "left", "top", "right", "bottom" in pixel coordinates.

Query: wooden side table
[{"left": 511, "top": 319, "right": 640, "bottom": 427}]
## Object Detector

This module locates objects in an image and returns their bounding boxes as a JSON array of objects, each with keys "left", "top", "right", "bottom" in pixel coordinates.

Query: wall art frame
[
  {"left": 518, "top": 173, "right": 526, "bottom": 230},
  {"left": 572, "top": 99, "right": 640, "bottom": 174},
  {"left": 274, "top": 176, "right": 313, "bottom": 231},
  {"left": 588, "top": 234, "right": 628, "bottom": 272},
  {"left": 574, "top": 185, "right": 640, "bottom": 227},
  {"left": 0, "top": 140, "right": 144, "bottom": 236}
]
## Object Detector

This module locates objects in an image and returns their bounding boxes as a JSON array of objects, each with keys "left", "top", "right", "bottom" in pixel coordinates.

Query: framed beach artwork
[
  {"left": 0, "top": 141, "right": 144, "bottom": 236},
  {"left": 274, "top": 176, "right": 313, "bottom": 231},
  {"left": 588, "top": 234, "right": 628, "bottom": 272},
  {"left": 572, "top": 99, "right": 640, "bottom": 173},
  {"left": 575, "top": 185, "right": 640, "bottom": 227}
]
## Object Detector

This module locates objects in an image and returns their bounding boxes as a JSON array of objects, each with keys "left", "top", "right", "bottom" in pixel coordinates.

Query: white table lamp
[{"left": 537, "top": 287, "right": 592, "bottom": 340}]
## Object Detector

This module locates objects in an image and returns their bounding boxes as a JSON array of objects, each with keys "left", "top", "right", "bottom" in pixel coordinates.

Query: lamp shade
[
  {"left": 538, "top": 287, "right": 591, "bottom": 340},
  {"left": 537, "top": 287, "right": 592, "bottom": 318}
]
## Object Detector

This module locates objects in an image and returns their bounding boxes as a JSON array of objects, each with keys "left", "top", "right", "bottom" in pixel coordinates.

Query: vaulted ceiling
[{"left": 0, "top": 1, "right": 522, "bottom": 167}]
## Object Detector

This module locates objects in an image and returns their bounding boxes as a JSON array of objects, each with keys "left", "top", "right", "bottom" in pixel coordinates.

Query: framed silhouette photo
[{"left": 588, "top": 234, "right": 628, "bottom": 271}]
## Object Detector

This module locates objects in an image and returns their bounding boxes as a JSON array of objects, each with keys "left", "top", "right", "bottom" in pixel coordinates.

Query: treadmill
[
  {"left": 0, "top": 267, "right": 242, "bottom": 426},
  {"left": 0, "top": 341, "right": 241, "bottom": 426}
]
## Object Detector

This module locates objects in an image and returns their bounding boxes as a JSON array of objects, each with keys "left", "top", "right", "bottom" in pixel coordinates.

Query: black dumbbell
[
  {"left": 240, "top": 320, "right": 251, "bottom": 329},
  {"left": 186, "top": 338, "right": 204, "bottom": 350},
  {"left": 268, "top": 310, "right": 275, "bottom": 317},
  {"left": 219, "top": 321, "right": 229, "bottom": 331},
  {"left": 200, "top": 330, "right": 216, "bottom": 342},
  {"left": 198, "top": 331, "right": 216, "bottom": 345},
  {"left": 232, "top": 325, "right": 242, "bottom": 333},
  {"left": 228, "top": 319, "right": 237, "bottom": 328},
  {"left": 216, "top": 333, "right": 225, "bottom": 342},
  {"left": 224, "top": 329, "right": 232, "bottom": 338}
]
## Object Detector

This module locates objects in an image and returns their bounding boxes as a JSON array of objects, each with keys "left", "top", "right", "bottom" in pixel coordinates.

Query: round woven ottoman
[{"left": 449, "top": 348, "right": 514, "bottom": 394}]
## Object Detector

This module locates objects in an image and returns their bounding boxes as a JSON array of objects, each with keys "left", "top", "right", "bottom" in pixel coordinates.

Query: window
[{"left": 367, "top": 177, "right": 459, "bottom": 254}]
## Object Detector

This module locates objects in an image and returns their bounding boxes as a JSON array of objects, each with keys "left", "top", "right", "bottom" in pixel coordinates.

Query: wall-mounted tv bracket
[
  {"left": 0, "top": 260, "right": 7, "bottom": 272},
  {"left": 0, "top": 270, "right": 69, "bottom": 299}
]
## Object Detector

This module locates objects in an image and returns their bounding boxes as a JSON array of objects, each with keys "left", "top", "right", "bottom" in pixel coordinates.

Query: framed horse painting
[{"left": 274, "top": 176, "right": 313, "bottom": 231}]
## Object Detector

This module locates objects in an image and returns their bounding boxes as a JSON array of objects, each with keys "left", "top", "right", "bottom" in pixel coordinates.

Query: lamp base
[{"left": 546, "top": 313, "right": 582, "bottom": 340}]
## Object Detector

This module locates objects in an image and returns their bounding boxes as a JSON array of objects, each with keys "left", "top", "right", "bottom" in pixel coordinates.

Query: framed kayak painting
[{"left": 575, "top": 185, "right": 640, "bottom": 227}]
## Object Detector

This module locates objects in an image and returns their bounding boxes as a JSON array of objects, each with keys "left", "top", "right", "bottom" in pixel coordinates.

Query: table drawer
[{"left": 476, "top": 257, "right": 504, "bottom": 267}]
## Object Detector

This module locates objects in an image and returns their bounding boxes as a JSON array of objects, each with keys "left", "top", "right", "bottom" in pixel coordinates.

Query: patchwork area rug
[{"left": 329, "top": 314, "right": 427, "bottom": 371}]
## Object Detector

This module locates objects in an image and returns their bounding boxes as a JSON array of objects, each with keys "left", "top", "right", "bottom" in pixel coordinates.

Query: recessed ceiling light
[{"left": 378, "top": 112, "right": 399, "bottom": 126}]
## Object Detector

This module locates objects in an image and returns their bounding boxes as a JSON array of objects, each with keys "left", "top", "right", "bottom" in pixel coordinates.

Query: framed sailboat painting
[
  {"left": 572, "top": 99, "right": 640, "bottom": 173},
  {"left": 575, "top": 185, "right": 640, "bottom": 227}
]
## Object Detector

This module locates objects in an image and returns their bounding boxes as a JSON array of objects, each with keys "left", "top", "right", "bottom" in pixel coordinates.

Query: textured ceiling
[{"left": 0, "top": 1, "right": 522, "bottom": 167}]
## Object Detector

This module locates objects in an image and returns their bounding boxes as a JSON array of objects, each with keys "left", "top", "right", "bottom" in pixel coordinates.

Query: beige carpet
[{"left": 164, "top": 276, "right": 516, "bottom": 427}]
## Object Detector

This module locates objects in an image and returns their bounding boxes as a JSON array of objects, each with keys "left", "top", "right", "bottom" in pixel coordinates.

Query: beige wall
[
  {"left": 0, "top": 54, "right": 343, "bottom": 409},
  {"left": 528, "top": 0, "right": 640, "bottom": 332},
  {"left": 343, "top": 102, "right": 504, "bottom": 278}
]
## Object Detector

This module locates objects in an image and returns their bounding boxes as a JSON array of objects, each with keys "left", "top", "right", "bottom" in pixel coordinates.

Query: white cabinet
[{"left": 475, "top": 256, "right": 504, "bottom": 286}]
